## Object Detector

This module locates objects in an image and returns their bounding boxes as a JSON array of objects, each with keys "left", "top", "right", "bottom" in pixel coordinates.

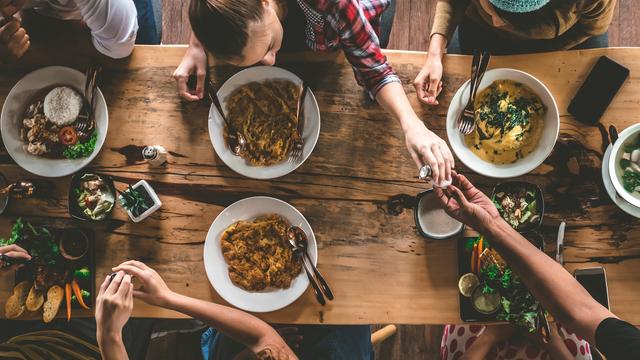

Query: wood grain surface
[{"left": 1, "top": 46, "right": 639, "bottom": 325}]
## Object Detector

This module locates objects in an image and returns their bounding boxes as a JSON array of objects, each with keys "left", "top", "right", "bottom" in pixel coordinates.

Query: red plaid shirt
[{"left": 296, "top": 0, "right": 400, "bottom": 98}]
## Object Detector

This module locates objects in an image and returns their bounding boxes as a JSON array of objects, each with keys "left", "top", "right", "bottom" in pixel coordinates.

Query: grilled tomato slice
[{"left": 59, "top": 127, "right": 78, "bottom": 146}]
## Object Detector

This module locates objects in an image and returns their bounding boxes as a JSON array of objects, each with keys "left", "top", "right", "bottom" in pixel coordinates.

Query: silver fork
[
  {"left": 288, "top": 84, "right": 308, "bottom": 163},
  {"left": 457, "top": 51, "right": 490, "bottom": 135}
]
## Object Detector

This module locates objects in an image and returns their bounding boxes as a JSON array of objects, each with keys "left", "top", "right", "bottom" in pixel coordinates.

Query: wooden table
[{"left": 1, "top": 46, "right": 640, "bottom": 324}]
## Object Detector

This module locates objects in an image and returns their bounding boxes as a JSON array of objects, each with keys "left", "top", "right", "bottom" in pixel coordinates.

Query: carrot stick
[
  {"left": 477, "top": 237, "right": 484, "bottom": 271},
  {"left": 71, "top": 279, "right": 90, "bottom": 310},
  {"left": 471, "top": 243, "right": 478, "bottom": 273},
  {"left": 65, "top": 283, "right": 72, "bottom": 321}
]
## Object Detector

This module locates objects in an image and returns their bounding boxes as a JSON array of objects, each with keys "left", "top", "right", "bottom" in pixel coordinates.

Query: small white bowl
[
  {"left": 447, "top": 68, "right": 559, "bottom": 178},
  {"left": 609, "top": 123, "right": 640, "bottom": 208}
]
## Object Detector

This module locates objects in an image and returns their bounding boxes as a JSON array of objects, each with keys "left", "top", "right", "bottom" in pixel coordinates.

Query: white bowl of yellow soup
[{"left": 447, "top": 68, "right": 559, "bottom": 178}]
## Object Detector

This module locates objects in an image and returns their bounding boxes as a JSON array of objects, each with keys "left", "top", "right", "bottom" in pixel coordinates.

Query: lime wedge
[{"left": 458, "top": 273, "right": 480, "bottom": 298}]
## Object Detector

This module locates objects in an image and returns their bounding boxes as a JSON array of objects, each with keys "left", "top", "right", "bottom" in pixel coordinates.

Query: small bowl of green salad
[
  {"left": 68, "top": 172, "right": 116, "bottom": 221},
  {"left": 610, "top": 124, "right": 640, "bottom": 208},
  {"left": 492, "top": 181, "right": 544, "bottom": 233}
]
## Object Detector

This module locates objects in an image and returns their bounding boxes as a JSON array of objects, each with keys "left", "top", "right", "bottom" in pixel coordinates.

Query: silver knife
[{"left": 556, "top": 221, "right": 566, "bottom": 265}]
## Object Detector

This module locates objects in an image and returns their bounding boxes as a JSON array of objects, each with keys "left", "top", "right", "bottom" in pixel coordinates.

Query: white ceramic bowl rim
[
  {"left": 0, "top": 66, "right": 108, "bottom": 178},
  {"left": 446, "top": 68, "right": 560, "bottom": 179},
  {"left": 608, "top": 123, "right": 640, "bottom": 208},
  {"left": 208, "top": 66, "right": 321, "bottom": 179}
]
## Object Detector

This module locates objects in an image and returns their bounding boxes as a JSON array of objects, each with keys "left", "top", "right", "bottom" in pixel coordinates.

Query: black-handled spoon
[
  {"left": 288, "top": 226, "right": 334, "bottom": 300},
  {"left": 295, "top": 250, "right": 325, "bottom": 305}
]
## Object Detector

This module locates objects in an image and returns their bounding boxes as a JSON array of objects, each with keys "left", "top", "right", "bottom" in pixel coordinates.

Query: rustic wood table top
[{"left": 1, "top": 46, "right": 639, "bottom": 324}]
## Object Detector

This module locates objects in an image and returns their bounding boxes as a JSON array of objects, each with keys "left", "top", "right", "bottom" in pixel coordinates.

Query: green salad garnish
[{"left": 63, "top": 132, "right": 98, "bottom": 159}]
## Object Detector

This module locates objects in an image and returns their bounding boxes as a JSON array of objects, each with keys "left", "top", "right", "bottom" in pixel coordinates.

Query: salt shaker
[
  {"left": 142, "top": 145, "right": 168, "bottom": 167},
  {"left": 418, "top": 165, "right": 452, "bottom": 189}
]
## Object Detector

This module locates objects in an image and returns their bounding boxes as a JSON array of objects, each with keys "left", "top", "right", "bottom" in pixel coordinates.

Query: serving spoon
[{"left": 287, "top": 226, "right": 334, "bottom": 300}]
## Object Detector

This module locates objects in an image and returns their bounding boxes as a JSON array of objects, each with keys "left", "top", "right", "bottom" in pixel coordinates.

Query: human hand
[
  {"left": 172, "top": 43, "right": 207, "bottom": 102},
  {"left": 413, "top": 53, "right": 443, "bottom": 105},
  {"left": 434, "top": 173, "right": 500, "bottom": 232},
  {"left": 404, "top": 120, "right": 454, "bottom": 185},
  {"left": 96, "top": 271, "right": 133, "bottom": 344},
  {"left": 112, "top": 260, "right": 173, "bottom": 307},
  {"left": 0, "top": 0, "right": 26, "bottom": 17},
  {"left": 0, "top": 17, "right": 30, "bottom": 60},
  {"left": 0, "top": 244, "right": 31, "bottom": 272}
]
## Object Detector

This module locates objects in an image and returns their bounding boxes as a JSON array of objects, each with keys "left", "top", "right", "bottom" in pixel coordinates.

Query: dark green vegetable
[
  {"left": 63, "top": 132, "right": 98, "bottom": 159},
  {"left": 119, "top": 185, "right": 150, "bottom": 216},
  {"left": 480, "top": 260, "right": 539, "bottom": 332},
  {"left": 0, "top": 218, "right": 24, "bottom": 246},
  {"left": 71, "top": 289, "right": 91, "bottom": 303},
  {"left": 74, "top": 267, "right": 91, "bottom": 281},
  {"left": 622, "top": 170, "right": 640, "bottom": 193}
]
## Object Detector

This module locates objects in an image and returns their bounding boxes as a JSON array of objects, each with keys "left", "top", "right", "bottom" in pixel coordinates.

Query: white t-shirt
[{"left": 25, "top": 0, "right": 138, "bottom": 59}]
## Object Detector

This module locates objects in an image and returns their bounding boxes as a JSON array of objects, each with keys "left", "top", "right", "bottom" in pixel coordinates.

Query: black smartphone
[
  {"left": 568, "top": 56, "right": 629, "bottom": 125},
  {"left": 574, "top": 267, "right": 610, "bottom": 310}
]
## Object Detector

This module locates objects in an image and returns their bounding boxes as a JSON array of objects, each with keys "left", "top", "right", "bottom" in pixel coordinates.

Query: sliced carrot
[
  {"left": 71, "top": 279, "right": 90, "bottom": 310},
  {"left": 477, "top": 237, "right": 484, "bottom": 271},
  {"left": 65, "top": 283, "right": 72, "bottom": 321},
  {"left": 471, "top": 243, "right": 478, "bottom": 273}
]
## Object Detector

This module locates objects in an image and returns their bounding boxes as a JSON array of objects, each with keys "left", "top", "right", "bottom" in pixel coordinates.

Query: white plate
[
  {"left": 203, "top": 196, "right": 317, "bottom": 313},
  {"left": 602, "top": 145, "right": 640, "bottom": 218},
  {"left": 608, "top": 123, "right": 640, "bottom": 208},
  {"left": 1, "top": 66, "right": 108, "bottom": 178},
  {"left": 208, "top": 66, "right": 321, "bottom": 179},
  {"left": 447, "top": 68, "right": 559, "bottom": 178}
]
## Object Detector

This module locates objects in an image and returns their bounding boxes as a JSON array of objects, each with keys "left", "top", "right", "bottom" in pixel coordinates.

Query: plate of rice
[{"left": 1, "top": 66, "right": 108, "bottom": 177}]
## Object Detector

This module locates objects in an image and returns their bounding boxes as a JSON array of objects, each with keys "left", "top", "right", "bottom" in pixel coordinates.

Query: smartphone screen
[
  {"left": 568, "top": 56, "right": 629, "bottom": 125},
  {"left": 575, "top": 270, "right": 610, "bottom": 309}
]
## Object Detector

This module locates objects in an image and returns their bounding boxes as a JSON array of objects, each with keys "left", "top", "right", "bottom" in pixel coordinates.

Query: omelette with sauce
[{"left": 465, "top": 80, "right": 546, "bottom": 164}]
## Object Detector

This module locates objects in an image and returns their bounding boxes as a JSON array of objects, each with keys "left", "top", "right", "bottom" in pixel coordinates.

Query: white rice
[{"left": 43, "top": 86, "right": 83, "bottom": 126}]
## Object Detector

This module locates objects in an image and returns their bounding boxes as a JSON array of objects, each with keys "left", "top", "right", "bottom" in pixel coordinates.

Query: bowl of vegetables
[
  {"left": 68, "top": 172, "right": 116, "bottom": 221},
  {"left": 492, "top": 181, "right": 544, "bottom": 233},
  {"left": 609, "top": 123, "right": 640, "bottom": 208}
]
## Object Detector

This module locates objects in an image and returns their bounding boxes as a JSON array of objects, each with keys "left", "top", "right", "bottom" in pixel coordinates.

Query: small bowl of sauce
[
  {"left": 414, "top": 189, "right": 463, "bottom": 240},
  {"left": 59, "top": 229, "right": 89, "bottom": 261}
]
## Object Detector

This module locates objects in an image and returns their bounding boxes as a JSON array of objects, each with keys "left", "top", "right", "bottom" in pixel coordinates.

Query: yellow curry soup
[{"left": 465, "top": 80, "right": 546, "bottom": 164}]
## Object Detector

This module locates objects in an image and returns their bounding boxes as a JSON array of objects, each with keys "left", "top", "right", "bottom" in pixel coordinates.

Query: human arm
[
  {"left": 0, "top": 244, "right": 31, "bottom": 272},
  {"left": 328, "top": 0, "right": 453, "bottom": 184},
  {"left": 413, "top": 0, "right": 469, "bottom": 105},
  {"left": 376, "top": 82, "right": 454, "bottom": 183},
  {"left": 112, "top": 261, "right": 297, "bottom": 359},
  {"left": 75, "top": 0, "right": 138, "bottom": 59},
  {"left": 434, "top": 174, "right": 614, "bottom": 344},
  {"left": 96, "top": 271, "right": 133, "bottom": 360},
  {"left": 0, "top": 1, "right": 30, "bottom": 60},
  {"left": 172, "top": 32, "right": 208, "bottom": 102}
]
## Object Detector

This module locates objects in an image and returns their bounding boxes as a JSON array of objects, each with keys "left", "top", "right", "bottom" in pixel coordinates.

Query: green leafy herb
[
  {"left": 74, "top": 267, "right": 91, "bottom": 281},
  {"left": 63, "top": 132, "right": 98, "bottom": 159},
  {"left": 119, "top": 185, "right": 150, "bottom": 216},
  {"left": 0, "top": 218, "right": 24, "bottom": 246},
  {"left": 622, "top": 170, "right": 640, "bottom": 193}
]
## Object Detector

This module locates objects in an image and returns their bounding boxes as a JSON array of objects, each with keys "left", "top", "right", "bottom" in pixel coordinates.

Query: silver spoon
[
  {"left": 287, "top": 226, "right": 333, "bottom": 300},
  {"left": 286, "top": 230, "right": 326, "bottom": 305},
  {"left": 207, "top": 78, "right": 246, "bottom": 156}
]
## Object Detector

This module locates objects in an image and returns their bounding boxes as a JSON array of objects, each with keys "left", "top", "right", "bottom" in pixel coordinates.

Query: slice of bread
[
  {"left": 5, "top": 280, "right": 32, "bottom": 319},
  {"left": 42, "top": 285, "right": 64, "bottom": 323},
  {"left": 25, "top": 285, "right": 45, "bottom": 312}
]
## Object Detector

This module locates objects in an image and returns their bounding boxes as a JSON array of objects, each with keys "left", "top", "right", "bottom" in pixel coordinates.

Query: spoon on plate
[
  {"left": 287, "top": 226, "right": 334, "bottom": 300},
  {"left": 206, "top": 78, "right": 246, "bottom": 156}
]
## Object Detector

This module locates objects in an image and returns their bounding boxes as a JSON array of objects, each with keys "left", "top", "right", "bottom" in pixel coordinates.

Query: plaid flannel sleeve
[{"left": 326, "top": 0, "right": 400, "bottom": 99}]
